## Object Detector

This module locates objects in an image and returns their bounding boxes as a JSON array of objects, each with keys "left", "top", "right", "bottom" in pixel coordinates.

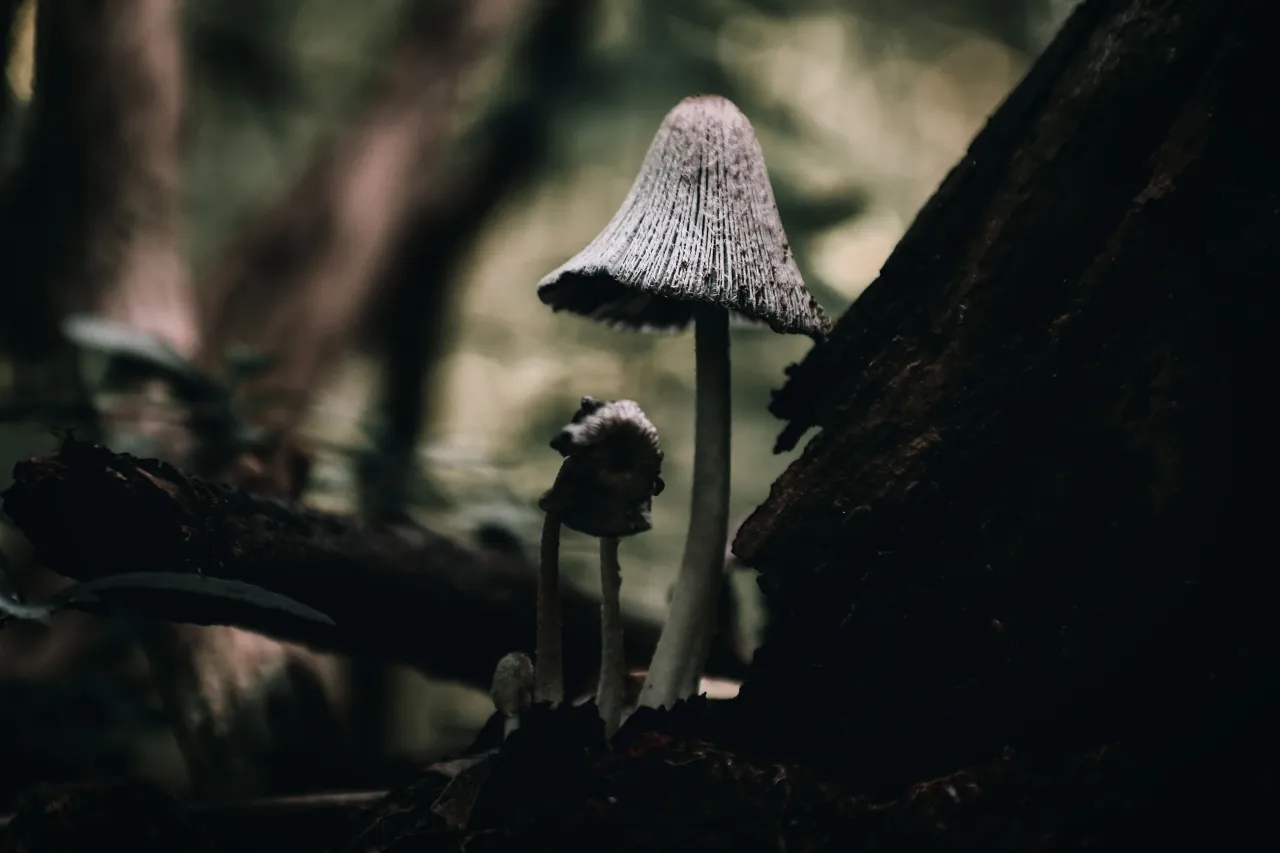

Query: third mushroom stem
[
  {"left": 597, "top": 535, "right": 626, "bottom": 737},
  {"left": 641, "top": 305, "right": 732, "bottom": 707},
  {"left": 535, "top": 509, "right": 564, "bottom": 705}
]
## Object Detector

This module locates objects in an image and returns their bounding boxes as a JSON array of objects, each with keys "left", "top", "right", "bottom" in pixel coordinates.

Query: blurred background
[{"left": 0, "top": 0, "right": 1074, "bottom": 809}]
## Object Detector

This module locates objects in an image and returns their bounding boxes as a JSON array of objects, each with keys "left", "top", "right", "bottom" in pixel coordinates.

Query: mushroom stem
[
  {"left": 598, "top": 535, "right": 626, "bottom": 738},
  {"left": 491, "top": 651, "right": 534, "bottom": 739},
  {"left": 641, "top": 305, "right": 732, "bottom": 708},
  {"left": 535, "top": 511, "right": 564, "bottom": 705}
]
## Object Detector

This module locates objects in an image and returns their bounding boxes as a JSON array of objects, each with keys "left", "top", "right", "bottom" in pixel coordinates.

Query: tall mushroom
[
  {"left": 537, "top": 95, "right": 829, "bottom": 708},
  {"left": 539, "top": 396, "right": 664, "bottom": 736}
]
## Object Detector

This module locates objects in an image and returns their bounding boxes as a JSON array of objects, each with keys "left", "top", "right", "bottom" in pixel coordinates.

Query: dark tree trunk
[
  {"left": 733, "top": 0, "right": 1269, "bottom": 819},
  {"left": 0, "top": 0, "right": 191, "bottom": 415}
]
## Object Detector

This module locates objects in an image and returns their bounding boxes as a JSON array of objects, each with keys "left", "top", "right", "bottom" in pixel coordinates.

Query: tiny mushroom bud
[
  {"left": 490, "top": 651, "right": 534, "bottom": 738},
  {"left": 539, "top": 397, "right": 663, "bottom": 737},
  {"left": 537, "top": 95, "right": 829, "bottom": 709}
]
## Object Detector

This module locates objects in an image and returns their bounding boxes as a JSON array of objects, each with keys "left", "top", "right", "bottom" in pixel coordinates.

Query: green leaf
[{"left": 0, "top": 570, "right": 334, "bottom": 628}]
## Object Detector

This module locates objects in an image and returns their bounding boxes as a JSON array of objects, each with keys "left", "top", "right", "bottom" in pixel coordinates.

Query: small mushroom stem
[
  {"left": 641, "top": 305, "right": 732, "bottom": 708},
  {"left": 535, "top": 511, "right": 564, "bottom": 705},
  {"left": 597, "top": 535, "right": 626, "bottom": 738}
]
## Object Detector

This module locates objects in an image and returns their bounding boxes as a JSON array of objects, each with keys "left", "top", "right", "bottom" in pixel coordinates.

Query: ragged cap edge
[
  {"left": 539, "top": 397, "right": 665, "bottom": 539},
  {"left": 549, "top": 397, "right": 663, "bottom": 464},
  {"left": 536, "top": 94, "right": 831, "bottom": 339}
]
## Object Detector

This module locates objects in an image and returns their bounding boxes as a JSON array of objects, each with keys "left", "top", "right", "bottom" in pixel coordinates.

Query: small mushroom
[
  {"left": 490, "top": 651, "right": 534, "bottom": 738},
  {"left": 537, "top": 95, "right": 829, "bottom": 709},
  {"left": 539, "top": 397, "right": 664, "bottom": 737}
]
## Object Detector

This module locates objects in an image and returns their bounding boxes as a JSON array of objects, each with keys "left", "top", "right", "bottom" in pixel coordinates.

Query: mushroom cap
[
  {"left": 537, "top": 95, "right": 830, "bottom": 339},
  {"left": 490, "top": 651, "right": 535, "bottom": 717},
  {"left": 539, "top": 397, "right": 664, "bottom": 538}
]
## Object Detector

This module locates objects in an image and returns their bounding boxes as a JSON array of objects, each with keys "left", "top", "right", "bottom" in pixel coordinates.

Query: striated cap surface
[{"left": 538, "top": 95, "right": 830, "bottom": 338}]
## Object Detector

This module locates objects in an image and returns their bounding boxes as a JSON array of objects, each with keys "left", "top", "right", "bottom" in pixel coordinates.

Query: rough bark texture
[
  {"left": 732, "top": 0, "right": 1269, "bottom": 808},
  {"left": 0, "top": 442, "right": 748, "bottom": 695}
]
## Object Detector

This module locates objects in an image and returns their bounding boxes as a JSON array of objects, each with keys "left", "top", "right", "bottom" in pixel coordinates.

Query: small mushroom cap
[
  {"left": 491, "top": 651, "right": 535, "bottom": 717},
  {"left": 539, "top": 397, "right": 664, "bottom": 538},
  {"left": 537, "top": 95, "right": 830, "bottom": 339}
]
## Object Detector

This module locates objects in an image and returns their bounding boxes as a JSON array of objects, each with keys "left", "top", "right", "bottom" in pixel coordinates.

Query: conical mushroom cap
[{"left": 538, "top": 95, "right": 830, "bottom": 339}]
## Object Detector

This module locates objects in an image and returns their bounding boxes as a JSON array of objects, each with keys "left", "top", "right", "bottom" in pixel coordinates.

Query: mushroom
[
  {"left": 490, "top": 651, "right": 534, "bottom": 738},
  {"left": 539, "top": 396, "right": 664, "bottom": 737},
  {"left": 537, "top": 95, "right": 829, "bottom": 709}
]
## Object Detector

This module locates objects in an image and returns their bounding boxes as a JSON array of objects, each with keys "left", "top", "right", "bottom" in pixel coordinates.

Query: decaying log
[
  {"left": 731, "top": 0, "right": 1269, "bottom": 804},
  {"left": 0, "top": 442, "right": 747, "bottom": 695}
]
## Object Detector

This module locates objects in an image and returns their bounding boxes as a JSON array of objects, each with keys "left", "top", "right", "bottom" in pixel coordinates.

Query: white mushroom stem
[
  {"left": 641, "top": 305, "right": 732, "bottom": 708},
  {"left": 597, "top": 535, "right": 627, "bottom": 737},
  {"left": 535, "top": 512, "right": 564, "bottom": 705}
]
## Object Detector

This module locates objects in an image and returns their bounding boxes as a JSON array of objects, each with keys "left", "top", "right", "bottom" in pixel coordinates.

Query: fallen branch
[{"left": 0, "top": 442, "right": 747, "bottom": 694}]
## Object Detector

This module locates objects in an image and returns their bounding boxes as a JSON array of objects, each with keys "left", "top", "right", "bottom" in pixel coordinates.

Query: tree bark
[
  {"left": 732, "top": 0, "right": 1269, "bottom": 807},
  {"left": 0, "top": 441, "right": 749, "bottom": 696}
]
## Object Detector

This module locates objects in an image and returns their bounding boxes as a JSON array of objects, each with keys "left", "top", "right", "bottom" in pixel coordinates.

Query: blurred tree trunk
[
  {"left": 198, "top": 0, "right": 532, "bottom": 456},
  {"left": 359, "top": 0, "right": 598, "bottom": 520},
  {"left": 27, "top": 0, "right": 196, "bottom": 356}
]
